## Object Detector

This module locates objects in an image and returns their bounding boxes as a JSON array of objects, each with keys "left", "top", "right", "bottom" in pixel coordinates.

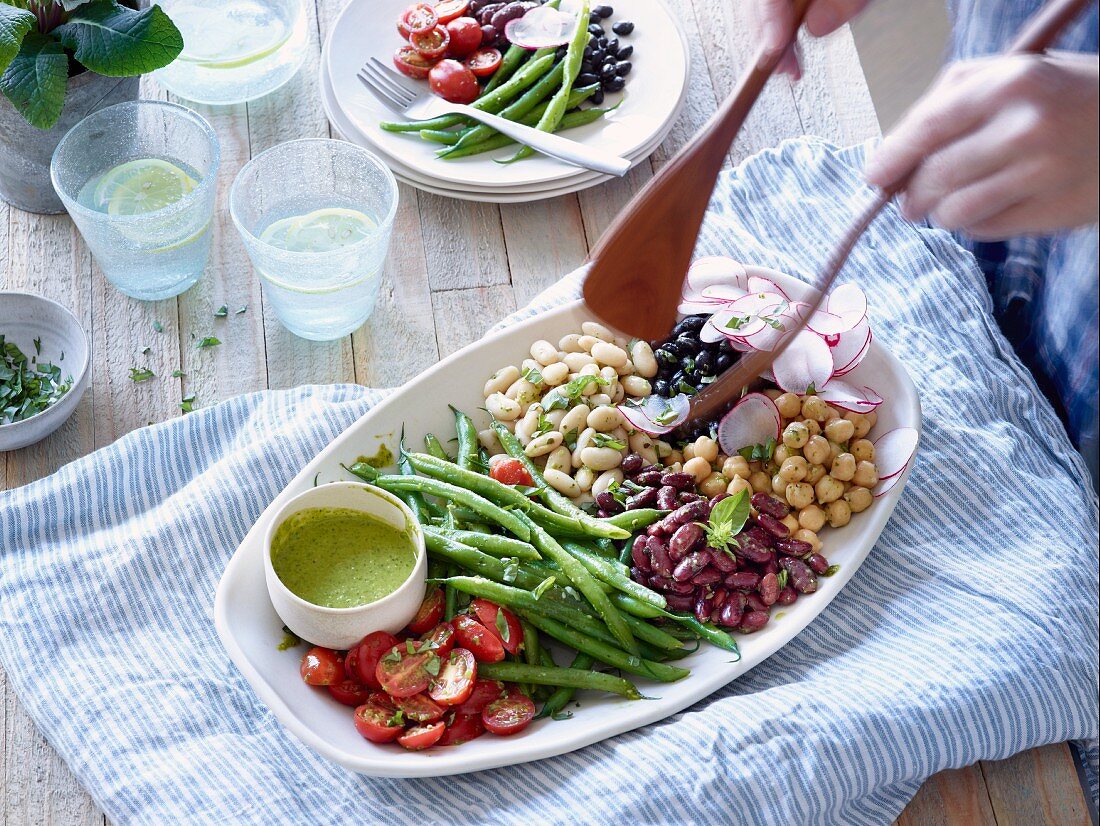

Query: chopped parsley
[
  {"left": 0, "top": 336, "right": 73, "bottom": 424},
  {"left": 128, "top": 367, "right": 155, "bottom": 383},
  {"left": 196, "top": 336, "right": 221, "bottom": 349}
]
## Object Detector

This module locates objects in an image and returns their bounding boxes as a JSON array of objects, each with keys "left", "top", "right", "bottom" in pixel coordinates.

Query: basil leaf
[
  {"left": 494, "top": 608, "right": 510, "bottom": 644},
  {"left": 710, "top": 488, "right": 749, "bottom": 535}
]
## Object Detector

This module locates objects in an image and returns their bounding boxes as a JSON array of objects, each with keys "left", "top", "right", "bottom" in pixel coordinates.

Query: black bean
[
  {"left": 589, "top": 48, "right": 605, "bottom": 62},
  {"left": 595, "top": 4, "right": 613, "bottom": 18},
  {"left": 605, "top": 36, "right": 619, "bottom": 55},
  {"left": 612, "top": 20, "right": 634, "bottom": 35},
  {"left": 676, "top": 332, "right": 697, "bottom": 348},
  {"left": 652, "top": 378, "right": 669, "bottom": 396},
  {"left": 577, "top": 72, "right": 599, "bottom": 86},
  {"left": 615, "top": 60, "right": 632, "bottom": 76},
  {"left": 617, "top": 44, "right": 633, "bottom": 59},
  {"left": 590, "top": 88, "right": 605, "bottom": 104},
  {"left": 679, "top": 355, "right": 696, "bottom": 373},
  {"left": 583, "top": 43, "right": 594, "bottom": 58},
  {"left": 558, "top": 47, "right": 570, "bottom": 60},
  {"left": 600, "top": 63, "right": 617, "bottom": 80},
  {"left": 596, "top": 36, "right": 608, "bottom": 49},
  {"left": 655, "top": 346, "right": 678, "bottom": 363},
  {"left": 588, "top": 22, "right": 604, "bottom": 36},
  {"left": 669, "top": 369, "right": 685, "bottom": 387},
  {"left": 715, "top": 353, "right": 733, "bottom": 373},
  {"left": 589, "top": 10, "right": 601, "bottom": 23},
  {"left": 695, "top": 350, "right": 715, "bottom": 376}
]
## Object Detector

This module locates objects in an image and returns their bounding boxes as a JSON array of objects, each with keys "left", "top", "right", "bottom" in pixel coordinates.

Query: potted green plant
[{"left": 0, "top": 0, "right": 183, "bottom": 213}]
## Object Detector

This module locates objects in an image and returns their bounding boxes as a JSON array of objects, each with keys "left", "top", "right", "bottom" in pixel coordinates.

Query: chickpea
[
  {"left": 749, "top": 471, "right": 772, "bottom": 493},
  {"left": 478, "top": 428, "right": 504, "bottom": 455},
  {"left": 850, "top": 438, "right": 875, "bottom": 463},
  {"left": 821, "top": 404, "right": 841, "bottom": 422},
  {"left": 824, "top": 417, "right": 856, "bottom": 444},
  {"left": 592, "top": 469, "right": 623, "bottom": 497},
  {"left": 831, "top": 452, "right": 856, "bottom": 482},
  {"left": 786, "top": 482, "right": 815, "bottom": 510},
  {"left": 693, "top": 436, "right": 719, "bottom": 464},
  {"left": 574, "top": 466, "right": 596, "bottom": 492},
  {"left": 781, "top": 514, "right": 800, "bottom": 533},
  {"left": 581, "top": 321, "right": 614, "bottom": 341},
  {"left": 700, "top": 472, "right": 729, "bottom": 498},
  {"left": 801, "top": 395, "right": 830, "bottom": 421},
  {"left": 865, "top": 410, "right": 878, "bottom": 429},
  {"left": 525, "top": 431, "right": 563, "bottom": 458},
  {"left": 486, "top": 392, "right": 521, "bottom": 421},
  {"left": 628, "top": 431, "right": 659, "bottom": 465},
  {"left": 782, "top": 421, "right": 810, "bottom": 449},
  {"left": 684, "top": 456, "right": 712, "bottom": 484},
  {"left": 794, "top": 528, "right": 822, "bottom": 552},
  {"left": 779, "top": 455, "right": 809, "bottom": 483},
  {"left": 681, "top": 443, "right": 696, "bottom": 461},
  {"left": 562, "top": 352, "right": 595, "bottom": 372},
  {"left": 484, "top": 365, "right": 520, "bottom": 397},
  {"left": 804, "top": 434, "right": 830, "bottom": 465},
  {"left": 587, "top": 405, "right": 622, "bottom": 432},
  {"left": 665, "top": 460, "right": 684, "bottom": 474},
  {"left": 852, "top": 460, "right": 879, "bottom": 489},
  {"left": 630, "top": 340, "right": 658, "bottom": 378},
  {"left": 722, "top": 454, "right": 751, "bottom": 480},
  {"left": 827, "top": 441, "right": 843, "bottom": 466},
  {"left": 845, "top": 486, "right": 873, "bottom": 514},
  {"left": 545, "top": 445, "right": 572, "bottom": 474},
  {"left": 577, "top": 334, "right": 600, "bottom": 352},
  {"left": 591, "top": 341, "right": 629, "bottom": 368},
  {"left": 805, "top": 463, "right": 827, "bottom": 485},
  {"left": 773, "top": 444, "right": 794, "bottom": 464},
  {"left": 666, "top": 450, "right": 684, "bottom": 466},
  {"left": 826, "top": 499, "right": 852, "bottom": 528},
  {"left": 798, "top": 504, "right": 827, "bottom": 532},
  {"left": 771, "top": 473, "right": 787, "bottom": 496},
  {"left": 727, "top": 475, "right": 752, "bottom": 497},
  {"left": 761, "top": 459, "right": 779, "bottom": 476},
  {"left": 544, "top": 468, "right": 581, "bottom": 498},
  {"left": 622, "top": 375, "right": 652, "bottom": 397},
  {"left": 845, "top": 412, "right": 871, "bottom": 440},
  {"left": 815, "top": 474, "right": 845, "bottom": 503},
  {"left": 775, "top": 392, "right": 802, "bottom": 418},
  {"left": 803, "top": 418, "right": 822, "bottom": 436}
]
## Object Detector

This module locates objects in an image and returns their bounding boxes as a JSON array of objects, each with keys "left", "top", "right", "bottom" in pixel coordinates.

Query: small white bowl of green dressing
[{"left": 264, "top": 481, "right": 426, "bottom": 650}]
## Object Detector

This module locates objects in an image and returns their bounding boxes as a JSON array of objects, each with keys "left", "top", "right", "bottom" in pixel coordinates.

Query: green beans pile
[{"left": 344, "top": 406, "right": 740, "bottom": 715}]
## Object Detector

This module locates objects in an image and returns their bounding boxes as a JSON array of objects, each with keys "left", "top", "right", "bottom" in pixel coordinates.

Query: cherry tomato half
[
  {"left": 410, "top": 24, "right": 450, "bottom": 60},
  {"left": 393, "top": 45, "right": 437, "bottom": 80},
  {"left": 375, "top": 645, "right": 437, "bottom": 698},
  {"left": 348, "top": 630, "right": 401, "bottom": 689},
  {"left": 437, "top": 712, "right": 486, "bottom": 746},
  {"left": 465, "top": 47, "right": 502, "bottom": 78},
  {"left": 398, "top": 721, "right": 446, "bottom": 750},
  {"left": 300, "top": 647, "right": 344, "bottom": 686},
  {"left": 406, "top": 588, "right": 445, "bottom": 635},
  {"left": 482, "top": 693, "right": 536, "bottom": 736},
  {"left": 400, "top": 3, "right": 438, "bottom": 35},
  {"left": 454, "top": 678, "right": 506, "bottom": 717},
  {"left": 489, "top": 457, "right": 534, "bottom": 487},
  {"left": 428, "top": 647, "right": 477, "bottom": 706},
  {"left": 395, "top": 692, "right": 445, "bottom": 723},
  {"left": 453, "top": 614, "right": 506, "bottom": 663},
  {"left": 470, "top": 598, "right": 523, "bottom": 655},
  {"left": 444, "top": 16, "right": 483, "bottom": 59},
  {"left": 328, "top": 679, "right": 372, "bottom": 707},
  {"left": 353, "top": 697, "right": 404, "bottom": 743},
  {"left": 419, "top": 621, "right": 456, "bottom": 659},
  {"left": 433, "top": 0, "right": 470, "bottom": 24}
]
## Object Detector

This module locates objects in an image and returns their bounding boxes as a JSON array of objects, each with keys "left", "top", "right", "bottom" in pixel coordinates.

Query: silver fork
[{"left": 357, "top": 57, "right": 631, "bottom": 177}]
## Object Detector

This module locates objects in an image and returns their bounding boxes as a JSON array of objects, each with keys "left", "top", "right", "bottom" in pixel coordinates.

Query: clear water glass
[
  {"left": 50, "top": 100, "right": 220, "bottom": 302},
  {"left": 152, "top": 0, "right": 308, "bottom": 105},
  {"left": 230, "top": 139, "right": 399, "bottom": 341}
]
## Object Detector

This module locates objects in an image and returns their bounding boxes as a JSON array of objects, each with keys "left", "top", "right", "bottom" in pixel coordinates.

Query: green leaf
[
  {"left": 0, "top": 4, "right": 34, "bottom": 79},
  {"left": 128, "top": 366, "right": 155, "bottom": 382},
  {"left": 0, "top": 32, "right": 68, "bottom": 129},
  {"left": 494, "top": 608, "right": 510, "bottom": 644},
  {"left": 54, "top": 0, "right": 183, "bottom": 77},
  {"left": 710, "top": 488, "right": 749, "bottom": 535},
  {"left": 213, "top": 305, "right": 228, "bottom": 318},
  {"left": 196, "top": 336, "right": 220, "bottom": 349}
]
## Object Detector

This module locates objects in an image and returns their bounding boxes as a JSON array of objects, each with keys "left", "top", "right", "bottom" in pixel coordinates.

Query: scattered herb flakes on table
[{"left": 0, "top": 335, "right": 74, "bottom": 425}]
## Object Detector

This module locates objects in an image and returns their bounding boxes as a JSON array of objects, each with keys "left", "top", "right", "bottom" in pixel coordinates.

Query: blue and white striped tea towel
[{"left": 1, "top": 138, "right": 1096, "bottom": 826}]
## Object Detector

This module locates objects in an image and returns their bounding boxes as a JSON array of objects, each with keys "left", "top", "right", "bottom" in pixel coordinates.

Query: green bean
[
  {"left": 451, "top": 406, "right": 480, "bottom": 472},
  {"left": 483, "top": 0, "right": 559, "bottom": 93},
  {"left": 448, "top": 61, "right": 565, "bottom": 151},
  {"left": 449, "top": 506, "right": 485, "bottom": 523},
  {"left": 395, "top": 430, "right": 431, "bottom": 522},
  {"left": 374, "top": 475, "right": 531, "bottom": 540},
  {"left": 593, "top": 537, "right": 617, "bottom": 557},
  {"left": 605, "top": 509, "right": 667, "bottom": 532},
  {"left": 490, "top": 423, "right": 629, "bottom": 540},
  {"left": 562, "top": 541, "right": 666, "bottom": 610},
  {"left": 423, "top": 433, "right": 452, "bottom": 462},
  {"left": 610, "top": 592, "right": 667, "bottom": 619},
  {"left": 436, "top": 104, "right": 613, "bottom": 160},
  {"left": 535, "top": 652, "right": 595, "bottom": 719},
  {"left": 444, "top": 568, "right": 458, "bottom": 620},
  {"left": 501, "top": 0, "right": 590, "bottom": 164},
  {"left": 665, "top": 613, "right": 742, "bottom": 655},
  {"left": 423, "top": 529, "right": 553, "bottom": 590},
  {"left": 439, "top": 529, "right": 541, "bottom": 560},
  {"left": 418, "top": 128, "right": 463, "bottom": 145},
  {"left": 521, "top": 618, "right": 540, "bottom": 667},
  {"left": 537, "top": 586, "right": 682, "bottom": 651},
  {"left": 477, "top": 661, "right": 641, "bottom": 699}
]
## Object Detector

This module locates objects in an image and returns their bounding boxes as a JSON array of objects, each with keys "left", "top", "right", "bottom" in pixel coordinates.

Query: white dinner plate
[
  {"left": 214, "top": 268, "right": 922, "bottom": 778},
  {"left": 323, "top": 0, "right": 689, "bottom": 190}
]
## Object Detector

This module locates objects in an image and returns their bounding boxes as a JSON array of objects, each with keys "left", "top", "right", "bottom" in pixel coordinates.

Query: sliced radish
[
  {"left": 618, "top": 393, "right": 690, "bottom": 435},
  {"left": 872, "top": 427, "right": 919, "bottom": 480},
  {"left": 701, "top": 284, "right": 747, "bottom": 302},
  {"left": 828, "top": 283, "right": 867, "bottom": 327},
  {"left": 747, "top": 273, "right": 788, "bottom": 298},
  {"left": 685, "top": 256, "right": 747, "bottom": 296},
  {"left": 717, "top": 393, "right": 782, "bottom": 456},
  {"left": 679, "top": 299, "right": 725, "bottom": 315},
  {"left": 815, "top": 380, "right": 883, "bottom": 414},
  {"left": 770, "top": 330, "right": 833, "bottom": 394},
  {"left": 504, "top": 5, "right": 576, "bottom": 49},
  {"left": 698, "top": 318, "right": 727, "bottom": 343},
  {"left": 828, "top": 319, "right": 872, "bottom": 376},
  {"left": 738, "top": 307, "right": 803, "bottom": 352},
  {"left": 875, "top": 459, "right": 913, "bottom": 497}
]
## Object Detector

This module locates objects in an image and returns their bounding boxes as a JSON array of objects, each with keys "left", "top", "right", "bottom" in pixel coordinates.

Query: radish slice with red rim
[
  {"left": 717, "top": 392, "right": 782, "bottom": 456},
  {"left": 828, "top": 319, "right": 872, "bottom": 376},
  {"left": 619, "top": 393, "right": 690, "bottom": 435},
  {"left": 698, "top": 318, "right": 727, "bottom": 343},
  {"left": 504, "top": 6, "right": 577, "bottom": 49},
  {"left": 686, "top": 256, "right": 747, "bottom": 296},
  {"left": 747, "top": 274, "right": 788, "bottom": 298},
  {"left": 872, "top": 427, "right": 918, "bottom": 481},
  {"left": 814, "top": 380, "right": 883, "bottom": 413},
  {"left": 679, "top": 299, "right": 725, "bottom": 315},
  {"left": 874, "top": 459, "right": 913, "bottom": 497},
  {"left": 770, "top": 330, "right": 833, "bottom": 394}
]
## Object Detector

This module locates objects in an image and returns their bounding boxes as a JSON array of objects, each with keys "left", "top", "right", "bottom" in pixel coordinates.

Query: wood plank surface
[{"left": 0, "top": 1, "right": 1090, "bottom": 823}]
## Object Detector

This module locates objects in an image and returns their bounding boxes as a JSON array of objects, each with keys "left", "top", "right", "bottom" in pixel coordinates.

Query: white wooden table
[{"left": 0, "top": 0, "right": 1090, "bottom": 822}]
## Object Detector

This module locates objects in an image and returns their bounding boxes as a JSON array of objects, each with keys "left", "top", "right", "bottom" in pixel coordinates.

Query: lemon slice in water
[
  {"left": 259, "top": 215, "right": 304, "bottom": 248},
  {"left": 94, "top": 159, "right": 197, "bottom": 217},
  {"left": 278, "top": 208, "right": 377, "bottom": 253}
]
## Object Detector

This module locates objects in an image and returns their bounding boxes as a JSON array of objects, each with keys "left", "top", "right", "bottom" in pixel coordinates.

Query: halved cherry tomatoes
[
  {"left": 393, "top": 45, "right": 436, "bottom": 79},
  {"left": 444, "top": 16, "right": 483, "bottom": 58},
  {"left": 410, "top": 24, "right": 450, "bottom": 60},
  {"left": 433, "top": 0, "right": 470, "bottom": 24},
  {"left": 400, "top": 3, "right": 437, "bottom": 35},
  {"left": 489, "top": 457, "right": 534, "bottom": 487},
  {"left": 348, "top": 630, "right": 401, "bottom": 689},
  {"left": 328, "top": 679, "right": 372, "bottom": 707},
  {"left": 300, "top": 647, "right": 343, "bottom": 686},
  {"left": 454, "top": 678, "right": 505, "bottom": 716},
  {"left": 428, "top": 59, "right": 480, "bottom": 104},
  {"left": 375, "top": 645, "right": 437, "bottom": 698},
  {"left": 398, "top": 721, "right": 446, "bottom": 750},
  {"left": 353, "top": 696, "right": 404, "bottom": 743},
  {"left": 452, "top": 614, "right": 505, "bottom": 663},
  {"left": 428, "top": 648, "right": 477, "bottom": 706},
  {"left": 406, "top": 588, "right": 445, "bottom": 634},
  {"left": 481, "top": 693, "right": 536, "bottom": 736},
  {"left": 437, "top": 712, "right": 485, "bottom": 746},
  {"left": 465, "top": 47, "right": 502, "bottom": 78},
  {"left": 419, "top": 621, "right": 456, "bottom": 659},
  {"left": 395, "top": 692, "right": 445, "bottom": 722},
  {"left": 470, "top": 598, "right": 523, "bottom": 655}
]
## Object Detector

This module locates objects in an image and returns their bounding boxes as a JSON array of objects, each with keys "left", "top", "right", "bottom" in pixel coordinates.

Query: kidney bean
[
  {"left": 672, "top": 549, "right": 712, "bottom": 582},
  {"left": 718, "top": 593, "right": 746, "bottom": 627},
  {"left": 665, "top": 594, "right": 694, "bottom": 611},
  {"left": 621, "top": 453, "right": 644, "bottom": 474},
  {"left": 477, "top": 3, "right": 505, "bottom": 25},
  {"left": 751, "top": 491, "right": 790, "bottom": 519},
  {"left": 667, "top": 580, "right": 695, "bottom": 595},
  {"left": 668, "top": 522, "right": 704, "bottom": 560},
  {"left": 710, "top": 492, "right": 730, "bottom": 505},
  {"left": 745, "top": 592, "right": 768, "bottom": 612},
  {"left": 659, "top": 500, "right": 711, "bottom": 534},
  {"left": 656, "top": 485, "right": 679, "bottom": 511},
  {"left": 631, "top": 540, "right": 651, "bottom": 572},
  {"left": 626, "top": 486, "right": 659, "bottom": 510},
  {"left": 648, "top": 575, "right": 673, "bottom": 591},
  {"left": 758, "top": 572, "right": 780, "bottom": 606},
  {"left": 774, "top": 537, "right": 813, "bottom": 557},
  {"left": 694, "top": 592, "right": 715, "bottom": 624},
  {"left": 737, "top": 538, "right": 772, "bottom": 564},
  {"left": 678, "top": 492, "right": 704, "bottom": 505},
  {"left": 660, "top": 471, "right": 695, "bottom": 491},
  {"left": 761, "top": 557, "right": 779, "bottom": 576},
  {"left": 710, "top": 547, "right": 738, "bottom": 572},
  {"left": 779, "top": 556, "right": 818, "bottom": 593},
  {"left": 776, "top": 586, "right": 798, "bottom": 606},
  {"left": 596, "top": 509, "right": 609, "bottom": 518},
  {"left": 647, "top": 536, "right": 674, "bottom": 578},
  {"left": 646, "top": 523, "right": 665, "bottom": 537},
  {"left": 738, "top": 610, "right": 770, "bottom": 633},
  {"left": 490, "top": 0, "right": 537, "bottom": 31},
  {"left": 595, "top": 491, "right": 624, "bottom": 514},
  {"left": 693, "top": 567, "right": 722, "bottom": 586},
  {"left": 634, "top": 468, "right": 663, "bottom": 486},
  {"left": 630, "top": 566, "right": 647, "bottom": 583},
  {"left": 711, "top": 587, "right": 728, "bottom": 610},
  {"left": 806, "top": 553, "right": 830, "bottom": 575},
  {"left": 746, "top": 525, "right": 775, "bottom": 548},
  {"left": 724, "top": 571, "right": 760, "bottom": 591},
  {"left": 756, "top": 512, "right": 790, "bottom": 539}
]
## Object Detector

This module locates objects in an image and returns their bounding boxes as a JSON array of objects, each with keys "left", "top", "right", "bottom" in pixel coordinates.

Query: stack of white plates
[{"left": 320, "top": 0, "right": 689, "bottom": 203}]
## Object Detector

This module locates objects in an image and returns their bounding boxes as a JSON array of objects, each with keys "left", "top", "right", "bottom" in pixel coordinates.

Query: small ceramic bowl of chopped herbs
[{"left": 0, "top": 292, "right": 90, "bottom": 452}]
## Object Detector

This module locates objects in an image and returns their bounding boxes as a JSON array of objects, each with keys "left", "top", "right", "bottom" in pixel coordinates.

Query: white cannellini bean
[
  {"left": 599, "top": 365, "right": 618, "bottom": 382},
  {"left": 609, "top": 383, "right": 625, "bottom": 404},
  {"left": 587, "top": 405, "right": 623, "bottom": 432},
  {"left": 559, "top": 333, "right": 584, "bottom": 353},
  {"left": 591, "top": 469, "right": 623, "bottom": 497},
  {"left": 577, "top": 334, "right": 600, "bottom": 352},
  {"left": 505, "top": 378, "right": 541, "bottom": 406},
  {"left": 572, "top": 427, "right": 596, "bottom": 468},
  {"left": 484, "top": 365, "right": 520, "bottom": 397},
  {"left": 478, "top": 428, "right": 504, "bottom": 453},
  {"left": 541, "top": 361, "right": 569, "bottom": 386},
  {"left": 520, "top": 357, "right": 542, "bottom": 375},
  {"left": 615, "top": 361, "right": 636, "bottom": 377},
  {"left": 628, "top": 430, "right": 659, "bottom": 465},
  {"left": 622, "top": 375, "right": 651, "bottom": 397},
  {"left": 580, "top": 446, "right": 622, "bottom": 471},
  {"left": 574, "top": 466, "right": 596, "bottom": 492},
  {"left": 486, "top": 392, "right": 521, "bottom": 421},
  {"left": 589, "top": 392, "right": 612, "bottom": 407},
  {"left": 525, "top": 431, "right": 563, "bottom": 457},
  {"left": 609, "top": 425, "right": 629, "bottom": 445},
  {"left": 545, "top": 445, "right": 572, "bottom": 473},
  {"left": 581, "top": 321, "right": 614, "bottom": 341},
  {"left": 559, "top": 404, "right": 591, "bottom": 434},
  {"left": 544, "top": 468, "right": 581, "bottom": 498},
  {"left": 656, "top": 439, "right": 673, "bottom": 459},
  {"left": 530, "top": 339, "right": 559, "bottom": 366},
  {"left": 591, "top": 341, "right": 629, "bottom": 368},
  {"left": 545, "top": 408, "right": 566, "bottom": 428},
  {"left": 515, "top": 410, "right": 539, "bottom": 445},
  {"left": 630, "top": 340, "right": 658, "bottom": 378},
  {"left": 563, "top": 352, "right": 595, "bottom": 371}
]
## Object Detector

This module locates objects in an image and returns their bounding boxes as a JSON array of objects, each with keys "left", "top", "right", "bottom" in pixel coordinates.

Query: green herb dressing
[{"left": 271, "top": 506, "right": 416, "bottom": 609}]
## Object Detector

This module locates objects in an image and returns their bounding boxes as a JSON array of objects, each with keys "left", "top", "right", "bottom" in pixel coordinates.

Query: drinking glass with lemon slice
[
  {"left": 51, "top": 101, "right": 220, "bottom": 301},
  {"left": 230, "top": 140, "right": 398, "bottom": 341}
]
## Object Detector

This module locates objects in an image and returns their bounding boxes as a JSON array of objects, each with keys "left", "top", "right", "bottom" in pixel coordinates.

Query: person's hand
[
  {"left": 750, "top": 0, "right": 870, "bottom": 78},
  {"left": 865, "top": 53, "right": 1100, "bottom": 240}
]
